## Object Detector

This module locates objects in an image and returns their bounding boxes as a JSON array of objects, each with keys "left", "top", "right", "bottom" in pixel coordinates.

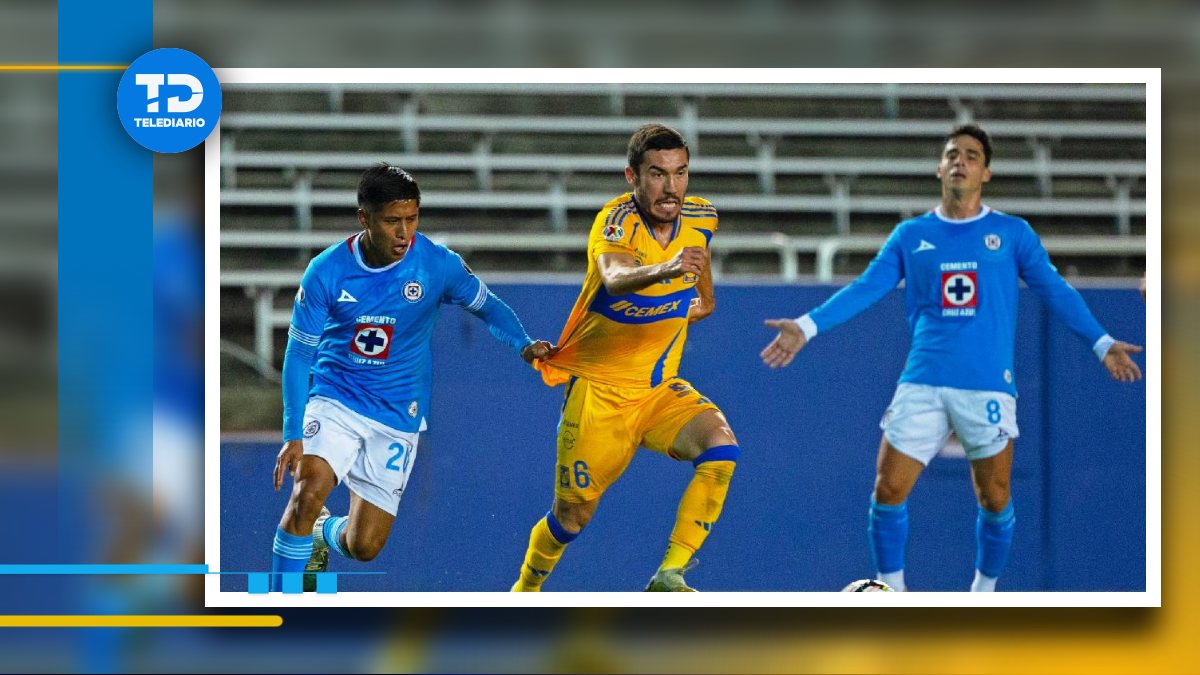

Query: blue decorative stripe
[
  {"left": 650, "top": 325, "right": 684, "bottom": 388},
  {"left": 587, "top": 285, "right": 696, "bottom": 325},
  {"left": 693, "top": 444, "right": 740, "bottom": 466},
  {"left": 546, "top": 511, "right": 579, "bottom": 544},
  {"left": 693, "top": 227, "right": 714, "bottom": 245},
  {"left": 615, "top": 207, "right": 637, "bottom": 230},
  {"left": 605, "top": 202, "right": 635, "bottom": 227},
  {"left": 0, "top": 564, "right": 209, "bottom": 575},
  {"left": 870, "top": 499, "right": 908, "bottom": 512},
  {"left": 980, "top": 502, "right": 1015, "bottom": 524},
  {"left": 681, "top": 205, "right": 716, "bottom": 212}
]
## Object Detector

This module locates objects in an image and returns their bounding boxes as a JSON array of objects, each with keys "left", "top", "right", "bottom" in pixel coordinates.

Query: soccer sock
[
  {"left": 322, "top": 515, "right": 355, "bottom": 560},
  {"left": 973, "top": 501, "right": 1015, "bottom": 591},
  {"left": 512, "top": 511, "right": 578, "bottom": 591},
  {"left": 270, "top": 527, "right": 313, "bottom": 592},
  {"left": 869, "top": 499, "right": 909, "bottom": 591},
  {"left": 660, "top": 445, "right": 739, "bottom": 572}
]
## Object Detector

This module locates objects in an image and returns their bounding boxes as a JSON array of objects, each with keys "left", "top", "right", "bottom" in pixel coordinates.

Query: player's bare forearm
[
  {"left": 598, "top": 253, "right": 674, "bottom": 295},
  {"left": 598, "top": 247, "right": 706, "bottom": 296}
]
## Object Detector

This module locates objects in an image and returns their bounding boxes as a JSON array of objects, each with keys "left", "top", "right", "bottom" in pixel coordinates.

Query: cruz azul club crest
[{"left": 940, "top": 262, "right": 978, "bottom": 317}]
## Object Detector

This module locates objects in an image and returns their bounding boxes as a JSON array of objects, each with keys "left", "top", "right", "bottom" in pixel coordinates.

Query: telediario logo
[{"left": 117, "top": 48, "right": 221, "bottom": 153}]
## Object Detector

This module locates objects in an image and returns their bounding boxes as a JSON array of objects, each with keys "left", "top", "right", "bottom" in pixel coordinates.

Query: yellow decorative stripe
[
  {"left": 0, "top": 65, "right": 126, "bottom": 71},
  {"left": 0, "top": 615, "right": 282, "bottom": 628}
]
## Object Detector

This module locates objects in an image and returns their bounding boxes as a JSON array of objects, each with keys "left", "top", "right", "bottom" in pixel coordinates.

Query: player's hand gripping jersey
[
  {"left": 283, "top": 232, "right": 531, "bottom": 439},
  {"left": 806, "top": 206, "right": 1111, "bottom": 395},
  {"left": 536, "top": 193, "right": 718, "bottom": 389}
]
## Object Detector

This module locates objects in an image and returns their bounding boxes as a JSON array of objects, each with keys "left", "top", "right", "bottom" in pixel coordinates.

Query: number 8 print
[{"left": 986, "top": 399, "right": 1001, "bottom": 424}]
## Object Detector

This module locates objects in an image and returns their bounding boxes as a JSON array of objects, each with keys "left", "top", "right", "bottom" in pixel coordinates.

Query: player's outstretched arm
[
  {"left": 598, "top": 246, "right": 706, "bottom": 296},
  {"left": 1102, "top": 341, "right": 1144, "bottom": 383},
  {"left": 273, "top": 439, "right": 304, "bottom": 491},
  {"left": 760, "top": 318, "right": 809, "bottom": 368}
]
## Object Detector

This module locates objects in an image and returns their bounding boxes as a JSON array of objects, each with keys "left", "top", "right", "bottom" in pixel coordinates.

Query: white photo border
[{"left": 205, "top": 68, "right": 1161, "bottom": 608}]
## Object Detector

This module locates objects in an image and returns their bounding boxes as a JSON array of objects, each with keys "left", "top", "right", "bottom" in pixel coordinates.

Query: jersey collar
[
  {"left": 934, "top": 204, "right": 992, "bottom": 224},
  {"left": 630, "top": 194, "right": 681, "bottom": 250},
  {"left": 351, "top": 232, "right": 416, "bottom": 273}
]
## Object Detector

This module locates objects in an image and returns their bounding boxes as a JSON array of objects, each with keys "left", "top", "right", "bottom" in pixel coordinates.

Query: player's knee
[
  {"left": 551, "top": 499, "right": 596, "bottom": 533},
  {"left": 977, "top": 482, "right": 1011, "bottom": 513},
  {"left": 345, "top": 534, "right": 385, "bottom": 562},
  {"left": 873, "top": 475, "right": 911, "bottom": 505},
  {"left": 284, "top": 485, "right": 327, "bottom": 527}
]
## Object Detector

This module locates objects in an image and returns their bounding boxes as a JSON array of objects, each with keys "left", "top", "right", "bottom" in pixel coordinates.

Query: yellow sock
[
  {"left": 512, "top": 516, "right": 572, "bottom": 592},
  {"left": 659, "top": 460, "right": 736, "bottom": 572}
]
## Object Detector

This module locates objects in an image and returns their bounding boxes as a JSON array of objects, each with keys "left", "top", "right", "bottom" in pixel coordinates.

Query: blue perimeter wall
[{"left": 221, "top": 285, "right": 1147, "bottom": 592}]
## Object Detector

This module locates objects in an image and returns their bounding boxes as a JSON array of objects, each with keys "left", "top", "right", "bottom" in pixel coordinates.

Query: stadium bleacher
[{"left": 218, "top": 83, "right": 1147, "bottom": 382}]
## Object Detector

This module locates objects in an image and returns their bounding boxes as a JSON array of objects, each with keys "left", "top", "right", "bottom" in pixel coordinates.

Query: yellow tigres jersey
[{"left": 536, "top": 193, "right": 718, "bottom": 388}]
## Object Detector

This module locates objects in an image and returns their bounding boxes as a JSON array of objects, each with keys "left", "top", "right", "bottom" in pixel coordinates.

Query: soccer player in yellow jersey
[{"left": 511, "top": 124, "right": 740, "bottom": 592}]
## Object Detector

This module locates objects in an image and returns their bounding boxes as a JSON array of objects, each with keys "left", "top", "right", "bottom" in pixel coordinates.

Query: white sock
[
  {"left": 971, "top": 570, "right": 997, "bottom": 592},
  {"left": 878, "top": 570, "right": 906, "bottom": 592}
]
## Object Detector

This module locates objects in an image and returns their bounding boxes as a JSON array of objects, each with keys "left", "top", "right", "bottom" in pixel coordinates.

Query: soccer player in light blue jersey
[
  {"left": 760, "top": 125, "right": 1143, "bottom": 591},
  {"left": 268, "top": 164, "right": 555, "bottom": 591}
]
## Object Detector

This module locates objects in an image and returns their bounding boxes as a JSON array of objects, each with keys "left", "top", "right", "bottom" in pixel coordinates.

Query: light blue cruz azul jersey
[
  {"left": 800, "top": 206, "right": 1113, "bottom": 396},
  {"left": 282, "top": 231, "right": 533, "bottom": 440}
]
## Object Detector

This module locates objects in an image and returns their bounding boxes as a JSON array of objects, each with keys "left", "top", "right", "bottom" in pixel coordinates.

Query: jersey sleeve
[
  {"left": 805, "top": 225, "right": 905, "bottom": 335},
  {"left": 588, "top": 203, "right": 640, "bottom": 260},
  {"left": 686, "top": 197, "right": 719, "bottom": 247},
  {"left": 289, "top": 260, "right": 332, "bottom": 344},
  {"left": 1015, "top": 220, "right": 1109, "bottom": 351},
  {"left": 440, "top": 248, "right": 489, "bottom": 312},
  {"left": 282, "top": 261, "right": 332, "bottom": 441}
]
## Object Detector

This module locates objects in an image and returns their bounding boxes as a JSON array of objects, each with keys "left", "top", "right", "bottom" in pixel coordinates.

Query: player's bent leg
[
  {"left": 870, "top": 437, "right": 926, "bottom": 592},
  {"left": 272, "top": 455, "right": 337, "bottom": 591},
  {"left": 511, "top": 498, "right": 598, "bottom": 592},
  {"left": 339, "top": 490, "right": 397, "bottom": 562},
  {"left": 969, "top": 441, "right": 1015, "bottom": 591},
  {"left": 648, "top": 409, "right": 739, "bottom": 592}
]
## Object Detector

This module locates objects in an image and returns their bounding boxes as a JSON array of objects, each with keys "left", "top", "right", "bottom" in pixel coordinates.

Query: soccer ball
[{"left": 841, "top": 579, "right": 895, "bottom": 592}]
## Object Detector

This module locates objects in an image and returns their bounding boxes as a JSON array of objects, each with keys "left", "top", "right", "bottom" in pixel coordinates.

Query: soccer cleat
[
  {"left": 303, "top": 506, "right": 331, "bottom": 592},
  {"left": 644, "top": 559, "right": 699, "bottom": 592}
]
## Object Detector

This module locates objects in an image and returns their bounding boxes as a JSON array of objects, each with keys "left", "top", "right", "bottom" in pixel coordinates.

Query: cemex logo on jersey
[
  {"left": 351, "top": 324, "right": 394, "bottom": 362},
  {"left": 117, "top": 48, "right": 222, "bottom": 153}
]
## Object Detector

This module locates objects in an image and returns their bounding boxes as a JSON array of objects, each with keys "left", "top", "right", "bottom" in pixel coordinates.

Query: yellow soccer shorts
[{"left": 554, "top": 376, "right": 720, "bottom": 502}]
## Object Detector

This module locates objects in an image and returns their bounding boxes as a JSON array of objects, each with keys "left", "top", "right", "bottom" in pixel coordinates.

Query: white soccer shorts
[
  {"left": 880, "top": 383, "right": 1018, "bottom": 465},
  {"left": 300, "top": 396, "right": 422, "bottom": 515}
]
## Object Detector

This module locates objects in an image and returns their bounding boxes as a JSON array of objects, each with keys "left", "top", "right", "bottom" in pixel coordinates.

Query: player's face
[
  {"left": 626, "top": 148, "right": 689, "bottom": 227},
  {"left": 936, "top": 135, "right": 992, "bottom": 193},
  {"left": 359, "top": 199, "right": 420, "bottom": 264}
]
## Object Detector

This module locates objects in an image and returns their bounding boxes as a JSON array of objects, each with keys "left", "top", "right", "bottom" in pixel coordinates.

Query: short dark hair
[
  {"left": 945, "top": 124, "right": 993, "bottom": 167},
  {"left": 627, "top": 124, "right": 689, "bottom": 173},
  {"left": 357, "top": 163, "right": 421, "bottom": 214}
]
